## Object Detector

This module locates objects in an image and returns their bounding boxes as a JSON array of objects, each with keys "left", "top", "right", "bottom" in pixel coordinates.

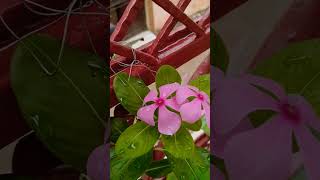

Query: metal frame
[{"left": 110, "top": 0, "right": 210, "bottom": 107}]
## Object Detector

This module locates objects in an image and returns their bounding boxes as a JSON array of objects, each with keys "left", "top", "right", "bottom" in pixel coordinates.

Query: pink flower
[
  {"left": 176, "top": 85, "right": 210, "bottom": 127},
  {"left": 137, "top": 83, "right": 181, "bottom": 135},
  {"left": 221, "top": 75, "right": 320, "bottom": 180}
]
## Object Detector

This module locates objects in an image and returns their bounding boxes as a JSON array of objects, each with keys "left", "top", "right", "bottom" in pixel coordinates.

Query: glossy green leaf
[
  {"left": 111, "top": 150, "right": 152, "bottom": 180},
  {"left": 183, "top": 119, "right": 202, "bottom": 131},
  {"left": 156, "top": 65, "right": 182, "bottom": 88},
  {"left": 113, "top": 72, "right": 149, "bottom": 114},
  {"left": 253, "top": 39, "right": 320, "bottom": 116},
  {"left": 110, "top": 117, "right": 129, "bottom": 143},
  {"left": 189, "top": 74, "right": 210, "bottom": 95},
  {"left": 167, "top": 172, "right": 178, "bottom": 180},
  {"left": 161, "top": 127, "right": 194, "bottom": 159},
  {"left": 211, "top": 28, "right": 229, "bottom": 72},
  {"left": 115, "top": 122, "right": 159, "bottom": 159},
  {"left": 145, "top": 159, "right": 173, "bottom": 178},
  {"left": 168, "top": 148, "right": 210, "bottom": 180},
  {"left": 10, "top": 34, "right": 106, "bottom": 171}
]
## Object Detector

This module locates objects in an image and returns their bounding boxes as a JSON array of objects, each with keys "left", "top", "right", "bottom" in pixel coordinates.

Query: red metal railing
[{"left": 109, "top": 0, "right": 210, "bottom": 107}]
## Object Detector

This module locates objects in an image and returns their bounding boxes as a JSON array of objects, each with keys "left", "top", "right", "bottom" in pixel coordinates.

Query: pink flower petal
[
  {"left": 200, "top": 91, "right": 210, "bottom": 104},
  {"left": 159, "top": 83, "right": 180, "bottom": 98},
  {"left": 165, "top": 98, "right": 180, "bottom": 111},
  {"left": 294, "top": 125, "right": 320, "bottom": 180},
  {"left": 137, "top": 104, "right": 157, "bottom": 126},
  {"left": 143, "top": 90, "right": 158, "bottom": 104},
  {"left": 214, "top": 77, "right": 279, "bottom": 134},
  {"left": 180, "top": 99, "right": 202, "bottom": 124},
  {"left": 158, "top": 106, "right": 181, "bottom": 135},
  {"left": 243, "top": 75, "right": 287, "bottom": 100},
  {"left": 176, "top": 85, "right": 197, "bottom": 104},
  {"left": 213, "top": 118, "right": 253, "bottom": 158},
  {"left": 224, "top": 116, "right": 292, "bottom": 180},
  {"left": 202, "top": 102, "right": 210, "bottom": 128},
  {"left": 289, "top": 95, "right": 320, "bottom": 131}
]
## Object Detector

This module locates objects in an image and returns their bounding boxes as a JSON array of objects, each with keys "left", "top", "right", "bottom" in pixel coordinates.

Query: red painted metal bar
[
  {"left": 110, "top": 27, "right": 210, "bottom": 107},
  {"left": 152, "top": 0, "right": 205, "bottom": 37},
  {"left": 199, "top": 9, "right": 210, "bottom": 28},
  {"left": 147, "top": 0, "right": 191, "bottom": 55},
  {"left": 110, "top": 0, "right": 144, "bottom": 41},
  {"left": 110, "top": 41, "right": 159, "bottom": 66}
]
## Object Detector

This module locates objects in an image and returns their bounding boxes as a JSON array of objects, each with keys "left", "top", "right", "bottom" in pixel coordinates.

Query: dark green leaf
[
  {"left": 113, "top": 73, "right": 149, "bottom": 114},
  {"left": 111, "top": 150, "right": 152, "bottom": 180},
  {"left": 11, "top": 34, "right": 106, "bottom": 171},
  {"left": 253, "top": 39, "right": 320, "bottom": 116},
  {"left": 115, "top": 122, "right": 159, "bottom": 159},
  {"left": 145, "top": 159, "right": 173, "bottom": 178},
  {"left": 110, "top": 117, "right": 129, "bottom": 143},
  {"left": 161, "top": 127, "right": 194, "bottom": 159},
  {"left": 156, "top": 65, "right": 182, "bottom": 88},
  {"left": 167, "top": 148, "right": 210, "bottom": 180},
  {"left": 189, "top": 74, "right": 210, "bottom": 95},
  {"left": 183, "top": 120, "right": 202, "bottom": 131},
  {"left": 211, "top": 28, "right": 229, "bottom": 72}
]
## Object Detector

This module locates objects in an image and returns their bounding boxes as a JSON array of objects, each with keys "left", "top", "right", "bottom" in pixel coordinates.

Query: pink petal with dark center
[
  {"left": 158, "top": 106, "right": 181, "bottom": 135},
  {"left": 224, "top": 116, "right": 292, "bottom": 180},
  {"left": 159, "top": 83, "right": 180, "bottom": 98},
  {"left": 289, "top": 95, "right": 320, "bottom": 131},
  {"left": 176, "top": 85, "right": 197, "bottom": 104},
  {"left": 143, "top": 90, "right": 158, "bottom": 104},
  {"left": 137, "top": 104, "right": 158, "bottom": 126},
  {"left": 214, "top": 77, "right": 279, "bottom": 134},
  {"left": 200, "top": 91, "right": 210, "bottom": 104},
  {"left": 295, "top": 125, "right": 320, "bottom": 180},
  {"left": 180, "top": 99, "right": 202, "bottom": 124}
]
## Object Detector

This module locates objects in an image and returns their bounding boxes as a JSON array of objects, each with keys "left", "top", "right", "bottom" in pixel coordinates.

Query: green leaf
[
  {"left": 145, "top": 159, "right": 173, "bottom": 178},
  {"left": 113, "top": 72, "right": 149, "bottom": 114},
  {"left": 167, "top": 172, "right": 178, "bottom": 180},
  {"left": 183, "top": 120, "right": 202, "bottom": 131},
  {"left": 168, "top": 148, "right": 210, "bottom": 180},
  {"left": 189, "top": 74, "right": 210, "bottom": 95},
  {"left": 156, "top": 65, "right": 182, "bottom": 88},
  {"left": 10, "top": 34, "right": 106, "bottom": 171},
  {"left": 110, "top": 117, "right": 129, "bottom": 143},
  {"left": 161, "top": 127, "right": 194, "bottom": 159},
  {"left": 115, "top": 122, "right": 159, "bottom": 159},
  {"left": 111, "top": 149, "right": 152, "bottom": 180},
  {"left": 253, "top": 39, "right": 320, "bottom": 116},
  {"left": 211, "top": 28, "right": 229, "bottom": 72}
]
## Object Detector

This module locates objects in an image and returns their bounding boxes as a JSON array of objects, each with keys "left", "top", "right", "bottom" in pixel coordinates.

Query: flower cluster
[
  {"left": 137, "top": 82, "right": 210, "bottom": 135},
  {"left": 213, "top": 66, "right": 320, "bottom": 180}
]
